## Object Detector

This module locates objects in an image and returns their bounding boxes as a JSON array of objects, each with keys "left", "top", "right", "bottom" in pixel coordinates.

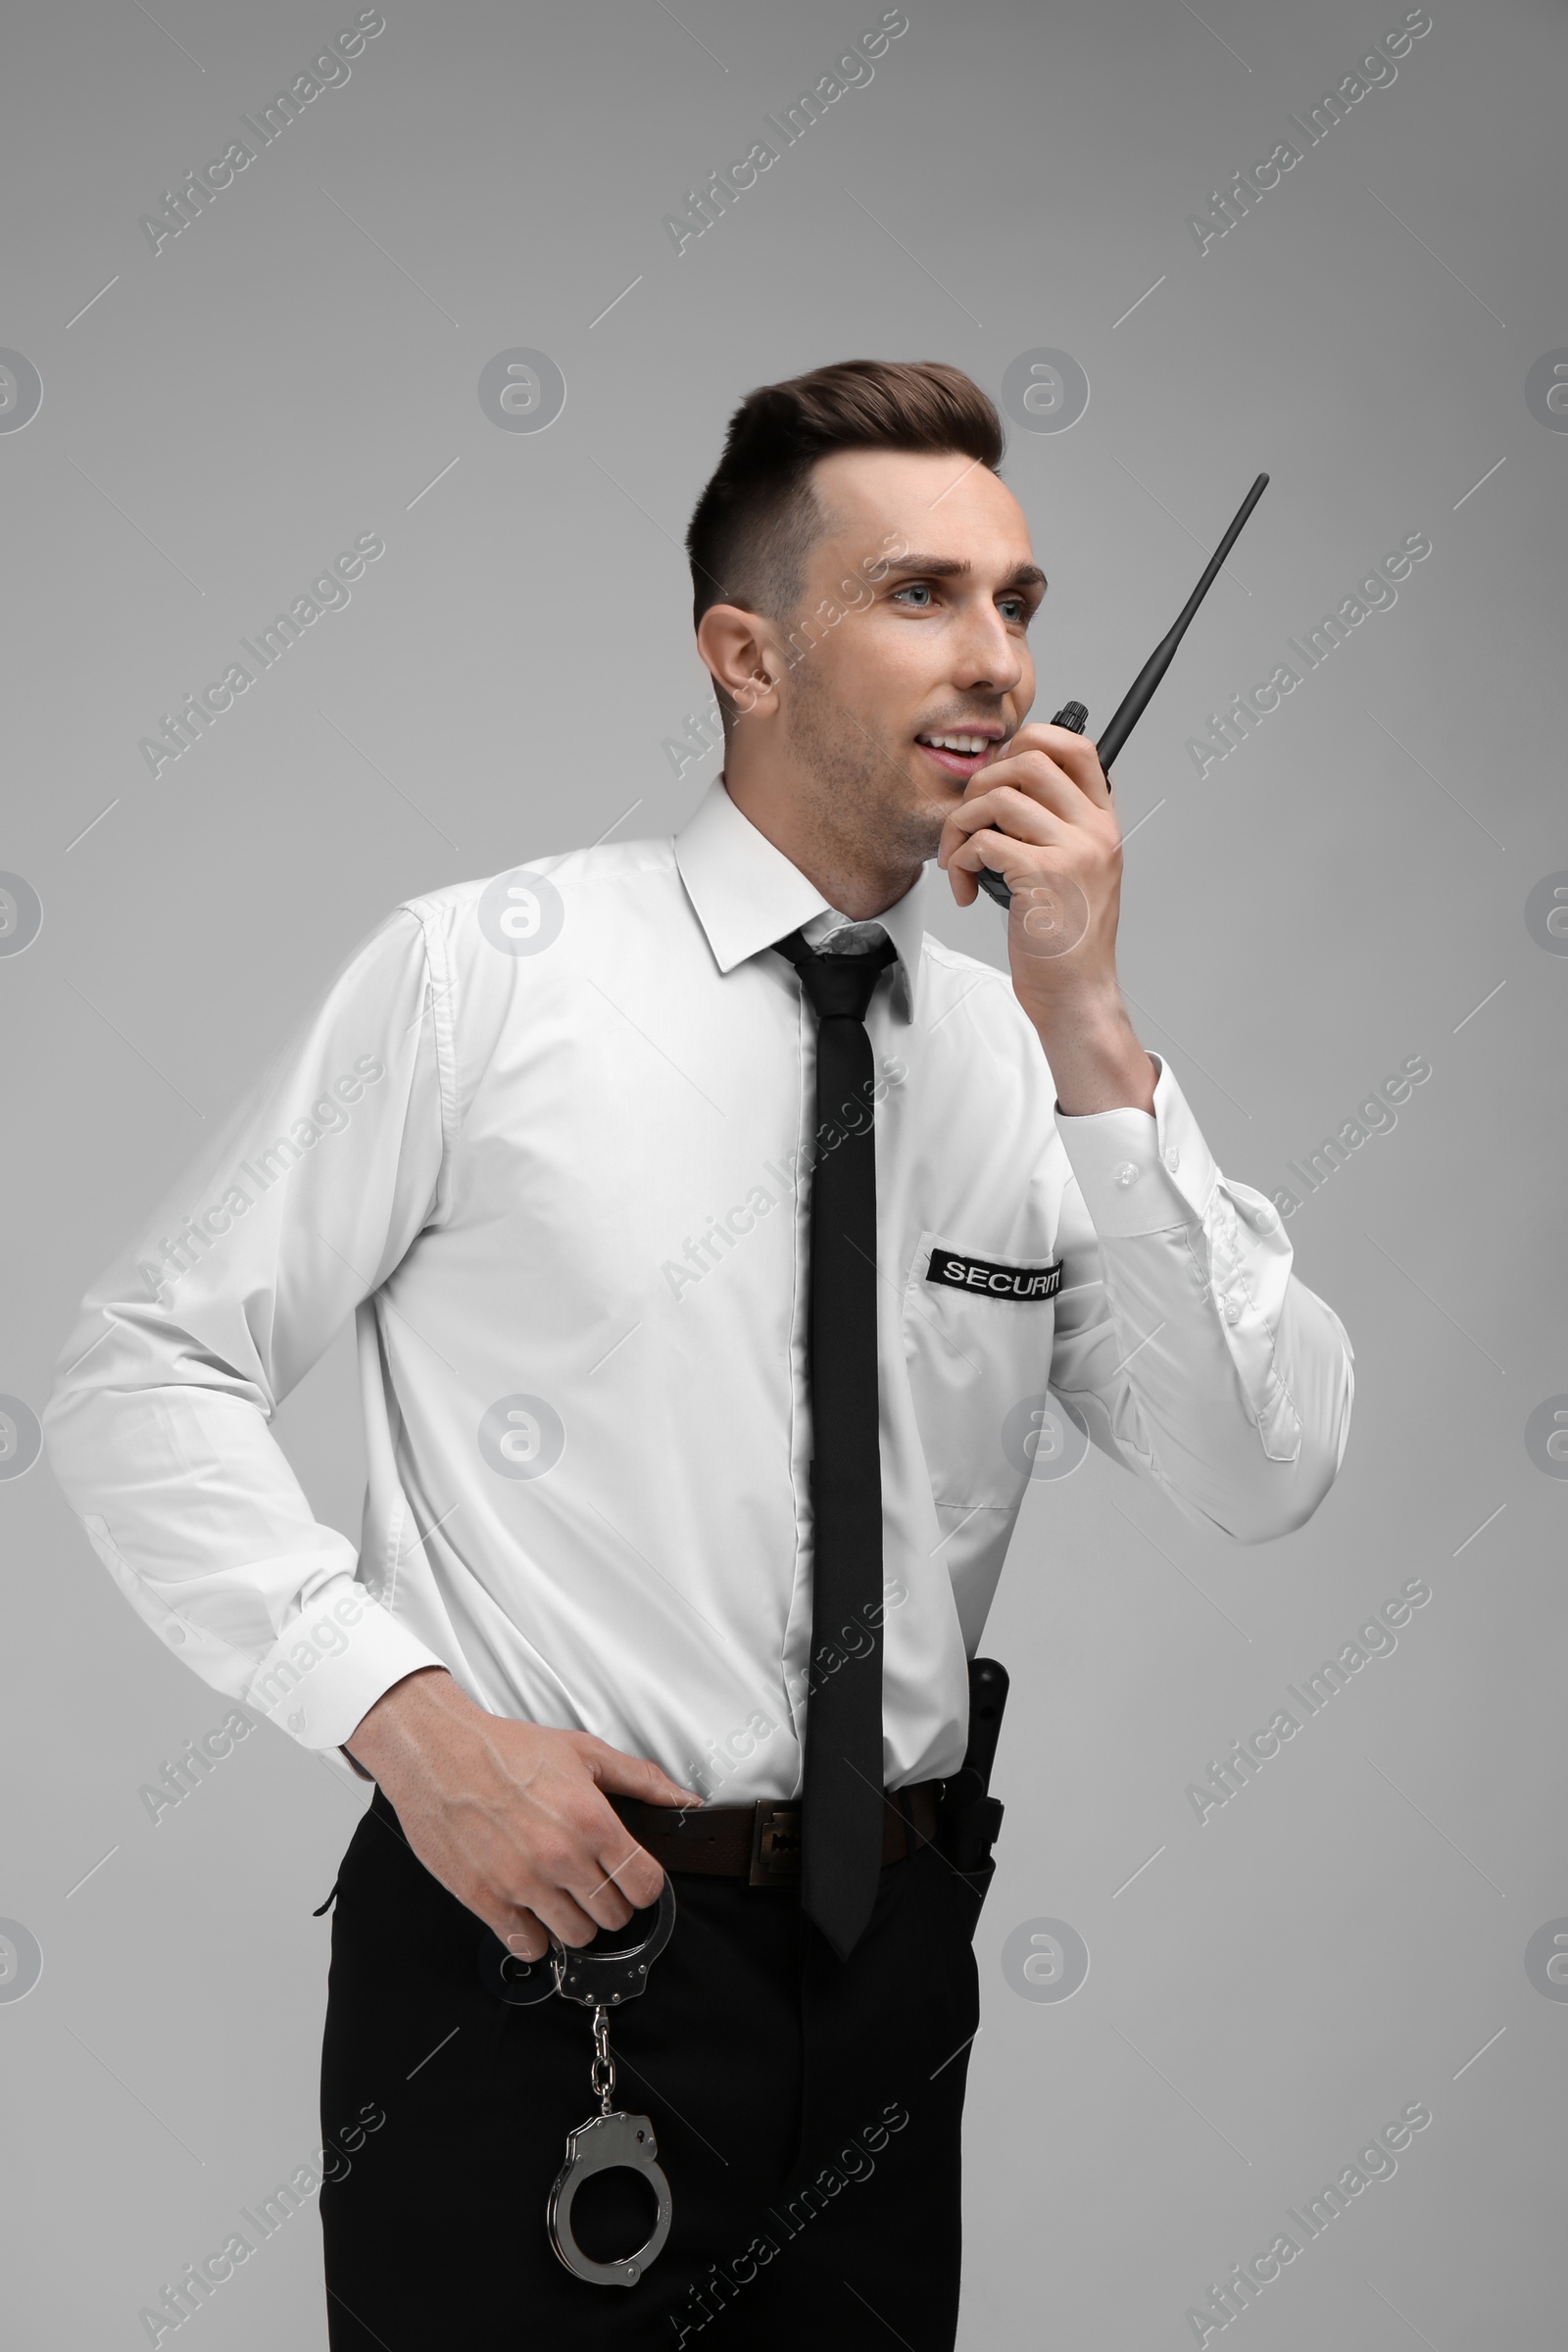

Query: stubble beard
[{"left": 783, "top": 662, "right": 952, "bottom": 888}]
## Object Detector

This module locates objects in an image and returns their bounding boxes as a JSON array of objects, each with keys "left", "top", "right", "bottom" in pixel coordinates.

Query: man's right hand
[{"left": 343, "top": 1667, "right": 702, "bottom": 1961}]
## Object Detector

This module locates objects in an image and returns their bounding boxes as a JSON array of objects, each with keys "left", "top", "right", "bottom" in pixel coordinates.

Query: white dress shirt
[{"left": 45, "top": 779, "right": 1353, "bottom": 1802}]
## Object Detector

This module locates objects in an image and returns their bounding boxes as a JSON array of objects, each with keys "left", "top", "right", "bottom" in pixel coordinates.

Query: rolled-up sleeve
[
  {"left": 43, "top": 907, "right": 450, "bottom": 1745},
  {"left": 1047, "top": 1055, "right": 1353, "bottom": 1543}
]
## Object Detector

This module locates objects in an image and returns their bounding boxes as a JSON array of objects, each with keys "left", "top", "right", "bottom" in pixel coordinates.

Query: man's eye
[
  {"left": 998, "top": 596, "right": 1028, "bottom": 623},
  {"left": 892, "top": 583, "right": 934, "bottom": 608}
]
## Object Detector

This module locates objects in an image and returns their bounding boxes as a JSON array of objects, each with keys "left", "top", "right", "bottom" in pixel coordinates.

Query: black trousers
[{"left": 319, "top": 1786, "right": 987, "bottom": 2348}]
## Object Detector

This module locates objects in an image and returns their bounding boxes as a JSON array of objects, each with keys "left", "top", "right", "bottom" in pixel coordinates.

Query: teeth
[{"left": 920, "top": 734, "right": 990, "bottom": 755}]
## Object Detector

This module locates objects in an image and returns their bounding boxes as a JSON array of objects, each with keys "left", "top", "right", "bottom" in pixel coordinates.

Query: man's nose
[{"left": 949, "top": 607, "right": 1026, "bottom": 699}]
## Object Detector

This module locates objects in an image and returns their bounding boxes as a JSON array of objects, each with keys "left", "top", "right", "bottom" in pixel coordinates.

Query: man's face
[{"left": 766, "top": 447, "right": 1044, "bottom": 867}]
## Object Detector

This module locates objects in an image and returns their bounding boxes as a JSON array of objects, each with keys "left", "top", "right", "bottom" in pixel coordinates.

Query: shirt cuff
[
  {"left": 1054, "top": 1054, "right": 1219, "bottom": 1237},
  {"left": 245, "top": 1579, "right": 447, "bottom": 1749}
]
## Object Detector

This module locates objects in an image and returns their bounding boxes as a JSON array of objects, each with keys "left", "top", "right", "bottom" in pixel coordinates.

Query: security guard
[{"left": 46, "top": 360, "right": 1352, "bottom": 2347}]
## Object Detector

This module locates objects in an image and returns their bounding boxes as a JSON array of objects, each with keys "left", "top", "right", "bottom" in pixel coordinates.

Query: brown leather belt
[{"left": 612, "top": 1781, "right": 943, "bottom": 1888}]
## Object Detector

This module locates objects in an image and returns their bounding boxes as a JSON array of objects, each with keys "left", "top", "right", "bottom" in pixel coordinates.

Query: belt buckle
[{"left": 749, "top": 1802, "right": 802, "bottom": 1887}]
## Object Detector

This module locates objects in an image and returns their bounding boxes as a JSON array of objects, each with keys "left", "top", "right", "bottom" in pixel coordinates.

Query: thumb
[{"left": 582, "top": 1740, "right": 704, "bottom": 1808}]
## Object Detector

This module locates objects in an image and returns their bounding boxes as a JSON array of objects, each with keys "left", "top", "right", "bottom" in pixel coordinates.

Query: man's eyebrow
[{"left": 880, "top": 554, "right": 1048, "bottom": 591}]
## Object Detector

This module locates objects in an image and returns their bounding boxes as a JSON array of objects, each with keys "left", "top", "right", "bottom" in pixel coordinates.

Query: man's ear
[{"left": 696, "top": 604, "right": 782, "bottom": 723}]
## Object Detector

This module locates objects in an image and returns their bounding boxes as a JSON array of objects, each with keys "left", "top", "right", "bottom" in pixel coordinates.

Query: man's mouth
[{"left": 914, "top": 728, "right": 1005, "bottom": 781}]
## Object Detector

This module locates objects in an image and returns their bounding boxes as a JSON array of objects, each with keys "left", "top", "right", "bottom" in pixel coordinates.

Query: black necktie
[{"left": 774, "top": 925, "right": 898, "bottom": 1960}]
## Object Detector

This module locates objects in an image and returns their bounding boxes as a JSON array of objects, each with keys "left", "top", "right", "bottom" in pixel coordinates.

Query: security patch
[{"left": 925, "top": 1248, "right": 1062, "bottom": 1301}]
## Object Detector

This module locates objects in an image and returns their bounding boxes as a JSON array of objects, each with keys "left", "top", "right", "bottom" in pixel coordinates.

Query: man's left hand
[{"left": 937, "top": 721, "right": 1157, "bottom": 1115}]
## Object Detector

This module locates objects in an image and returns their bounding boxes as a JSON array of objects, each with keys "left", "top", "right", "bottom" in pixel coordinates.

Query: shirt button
[
  {"left": 1113, "top": 1161, "right": 1141, "bottom": 1189},
  {"left": 166, "top": 1623, "right": 185, "bottom": 1644},
  {"left": 1225, "top": 1299, "right": 1242, "bottom": 1324},
  {"left": 1164, "top": 1147, "right": 1180, "bottom": 1172}
]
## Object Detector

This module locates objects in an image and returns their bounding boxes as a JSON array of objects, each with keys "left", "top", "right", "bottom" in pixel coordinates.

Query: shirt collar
[{"left": 673, "top": 777, "right": 927, "bottom": 1018}]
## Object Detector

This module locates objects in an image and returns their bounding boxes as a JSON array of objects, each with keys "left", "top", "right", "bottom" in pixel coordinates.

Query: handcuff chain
[
  {"left": 590, "top": 2003, "right": 615, "bottom": 2115},
  {"left": 538, "top": 1895, "right": 678, "bottom": 2288}
]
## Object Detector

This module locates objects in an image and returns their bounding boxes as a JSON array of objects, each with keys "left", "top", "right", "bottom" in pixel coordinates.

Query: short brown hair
[{"left": 685, "top": 359, "right": 1004, "bottom": 631}]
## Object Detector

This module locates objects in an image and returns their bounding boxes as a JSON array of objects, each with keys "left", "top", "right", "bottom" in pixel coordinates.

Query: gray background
[{"left": 2, "top": 0, "right": 1563, "bottom": 2341}]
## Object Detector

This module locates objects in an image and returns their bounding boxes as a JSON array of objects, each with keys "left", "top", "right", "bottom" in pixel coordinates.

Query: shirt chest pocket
[{"left": 900, "top": 1229, "right": 1060, "bottom": 1507}]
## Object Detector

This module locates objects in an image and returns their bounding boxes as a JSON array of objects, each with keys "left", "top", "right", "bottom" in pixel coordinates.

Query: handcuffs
[{"left": 478, "top": 1880, "right": 677, "bottom": 2288}]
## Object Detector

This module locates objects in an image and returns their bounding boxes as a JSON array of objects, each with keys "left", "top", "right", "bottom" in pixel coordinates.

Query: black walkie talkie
[{"left": 976, "top": 473, "right": 1268, "bottom": 910}]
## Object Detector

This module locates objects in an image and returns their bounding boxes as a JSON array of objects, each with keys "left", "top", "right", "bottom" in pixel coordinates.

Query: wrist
[
  {"left": 343, "top": 1666, "right": 475, "bottom": 1788},
  {"left": 1032, "top": 999, "right": 1156, "bottom": 1116}
]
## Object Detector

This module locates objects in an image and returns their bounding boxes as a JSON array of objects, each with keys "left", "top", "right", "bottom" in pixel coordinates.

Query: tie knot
[{"left": 773, "top": 929, "right": 896, "bottom": 1022}]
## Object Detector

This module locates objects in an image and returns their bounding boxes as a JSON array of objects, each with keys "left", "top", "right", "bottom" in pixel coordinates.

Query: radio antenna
[{"left": 977, "top": 471, "right": 1269, "bottom": 909}]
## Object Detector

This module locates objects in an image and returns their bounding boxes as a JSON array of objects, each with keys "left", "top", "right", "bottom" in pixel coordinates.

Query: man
[{"left": 46, "top": 359, "right": 1352, "bottom": 2347}]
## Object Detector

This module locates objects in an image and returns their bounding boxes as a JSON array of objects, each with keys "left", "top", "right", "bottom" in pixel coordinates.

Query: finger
[
  {"left": 559, "top": 1767, "right": 679, "bottom": 1902},
  {"left": 574, "top": 1876, "right": 638, "bottom": 1934},
  {"left": 999, "top": 724, "right": 1111, "bottom": 808},
  {"left": 560, "top": 1830, "right": 660, "bottom": 1928},
  {"left": 541, "top": 1785, "right": 665, "bottom": 1922},
  {"left": 941, "top": 812, "right": 1071, "bottom": 887},
  {"left": 497, "top": 1905, "right": 550, "bottom": 1963},
  {"left": 948, "top": 826, "right": 1064, "bottom": 882},
  {"left": 945, "top": 777, "right": 1075, "bottom": 865},
  {"left": 579, "top": 1740, "right": 705, "bottom": 1810},
  {"left": 963, "top": 752, "right": 1099, "bottom": 830},
  {"left": 940, "top": 784, "right": 1067, "bottom": 858},
  {"left": 982, "top": 745, "right": 1108, "bottom": 818},
  {"left": 946, "top": 782, "right": 1057, "bottom": 838},
  {"left": 471, "top": 1887, "right": 564, "bottom": 1961},
  {"left": 522, "top": 1882, "right": 608, "bottom": 1949},
  {"left": 524, "top": 1801, "right": 645, "bottom": 1931},
  {"left": 581, "top": 1836, "right": 665, "bottom": 1918}
]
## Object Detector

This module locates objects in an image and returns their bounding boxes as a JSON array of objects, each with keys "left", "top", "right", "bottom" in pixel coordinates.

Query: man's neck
[{"left": 721, "top": 771, "right": 923, "bottom": 922}]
